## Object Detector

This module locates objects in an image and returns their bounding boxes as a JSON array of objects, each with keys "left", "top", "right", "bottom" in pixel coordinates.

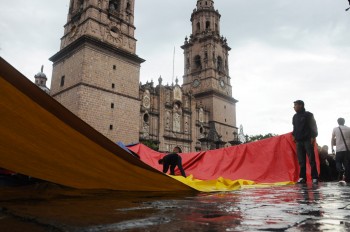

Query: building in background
[
  {"left": 34, "top": 65, "right": 50, "bottom": 94},
  {"left": 49, "top": 0, "right": 238, "bottom": 152}
]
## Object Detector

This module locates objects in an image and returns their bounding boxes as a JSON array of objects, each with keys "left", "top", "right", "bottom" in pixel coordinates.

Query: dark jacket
[
  {"left": 162, "top": 153, "right": 186, "bottom": 177},
  {"left": 162, "top": 153, "right": 180, "bottom": 168},
  {"left": 292, "top": 109, "right": 318, "bottom": 141}
]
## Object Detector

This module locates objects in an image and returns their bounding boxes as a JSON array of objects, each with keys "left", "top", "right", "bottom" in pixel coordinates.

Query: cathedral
[{"left": 44, "top": 0, "right": 238, "bottom": 153}]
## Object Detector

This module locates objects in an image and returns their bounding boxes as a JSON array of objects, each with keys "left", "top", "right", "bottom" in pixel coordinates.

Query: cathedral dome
[{"left": 35, "top": 71, "right": 47, "bottom": 80}]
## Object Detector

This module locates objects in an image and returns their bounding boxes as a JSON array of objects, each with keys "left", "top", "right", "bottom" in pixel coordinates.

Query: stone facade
[
  {"left": 50, "top": 0, "right": 143, "bottom": 145},
  {"left": 49, "top": 0, "right": 238, "bottom": 152},
  {"left": 139, "top": 78, "right": 211, "bottom": 153},
  {"left": 181, "top": 0, "right": 238, "bottom": 148}
]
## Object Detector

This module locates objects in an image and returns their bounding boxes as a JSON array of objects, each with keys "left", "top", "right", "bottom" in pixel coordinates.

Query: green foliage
[
  {"left": 246, "top": 133, "right": 278, "bottom": 143},
  {"left": 141, "top": 140, "right": 159, "bottom": 151}
]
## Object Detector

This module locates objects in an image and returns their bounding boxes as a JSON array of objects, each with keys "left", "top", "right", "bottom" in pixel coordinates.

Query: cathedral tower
[
  {"left": 181, "top": 0, "right": 238, "bottom": 145},
  {"left": 50, "top": 0, "right": 144, "bottom": 144}
]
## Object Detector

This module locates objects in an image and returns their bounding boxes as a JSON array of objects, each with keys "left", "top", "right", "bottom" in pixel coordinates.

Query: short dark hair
[
  {"left": 337, "top": 118, "right": 345, "bottom": 126},
  {"left": 173, "top": 146, "right": 182, "bottom": 153},
  {"left": 294, "top": 100, "right": 304, "bottom": 107}
]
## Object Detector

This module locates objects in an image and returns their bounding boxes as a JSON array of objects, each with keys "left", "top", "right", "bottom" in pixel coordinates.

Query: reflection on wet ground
[{"left": 0, "top": 182, "right": 350, "bottom": 231}]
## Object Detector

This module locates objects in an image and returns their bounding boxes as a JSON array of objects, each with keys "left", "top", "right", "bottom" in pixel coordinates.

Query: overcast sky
[{"left": 1, "top": 0, "right": 350, "bottom": 150}]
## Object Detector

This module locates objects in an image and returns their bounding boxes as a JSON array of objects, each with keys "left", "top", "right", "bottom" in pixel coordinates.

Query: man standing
[
  {"left": 331, "top": 118, "right": 350, "bottom": 182},
  {"left": 292, "top": 100, "right": 319, "bottom": 184},
  {"left": 158, "top": 147, "right": 186, "bottom": 177}
]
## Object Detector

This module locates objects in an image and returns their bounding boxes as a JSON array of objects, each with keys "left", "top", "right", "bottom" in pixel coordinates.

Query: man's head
[
  {"left": 173, "top": 146, "right": 182, "bottom": 153},
  {"left": 293, "top": 100, "right": 304, "bottom": 112},
  {"left": 337, "top": 117, "right": 345, "bottom": 126}
]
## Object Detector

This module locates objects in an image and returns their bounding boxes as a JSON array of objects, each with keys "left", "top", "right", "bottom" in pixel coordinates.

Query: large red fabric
[{"left": 128, "top": 133, "right": 320, "bottom": 183}]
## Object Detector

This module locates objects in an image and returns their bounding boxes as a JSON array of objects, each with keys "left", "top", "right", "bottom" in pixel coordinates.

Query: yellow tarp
[
  {"left": 171, "top": 175, "right": 294, "bottom": 192},
  {"left": 0, "top": 57, "right": 193, "bottom": 192}
]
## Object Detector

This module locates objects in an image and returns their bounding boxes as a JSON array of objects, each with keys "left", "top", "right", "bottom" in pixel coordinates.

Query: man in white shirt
[{"left": 331, "top": 118, "right": 350, "bottom": 182}]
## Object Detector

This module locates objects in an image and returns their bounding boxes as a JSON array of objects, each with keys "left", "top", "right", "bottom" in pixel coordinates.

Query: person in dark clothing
[
  {"left": 158, "top": 147, "right": 186, "bottom": 177},
  {"left": 292, "top": 100, "right": 319, "bottom": 184}
]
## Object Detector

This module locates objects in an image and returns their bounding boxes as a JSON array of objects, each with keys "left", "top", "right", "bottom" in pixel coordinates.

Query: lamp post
[{"left": 229, "top": 131, "right": 241, "bottom": 146}]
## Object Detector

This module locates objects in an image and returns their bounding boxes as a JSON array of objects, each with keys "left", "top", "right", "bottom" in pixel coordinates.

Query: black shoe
[{"left": 297, "top": 178, "right": 306, "bottom": 183}]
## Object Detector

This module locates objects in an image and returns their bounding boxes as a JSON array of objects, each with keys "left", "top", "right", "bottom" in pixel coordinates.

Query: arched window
[
  {"left": 126, "top": 0, "right": 131, "bottom": 12},
  {"left": 60, "top": 76, "right": 65, "bottom": 87},
  {"left": 217, "top": 56, "right": 223, "bottom": 72},
  {"left": 196, "top": 22, "right": 200, "bottom": 33},
  {"left": 206, "top": 21, "right": 210, "bottom": 30},
  {"left": 194, "top": 55, "right": 202, "bottom": 70},
  {"left": 143, "top": 113, "right": 149, "bottom": 123},
  {"left": 109, "top": 0, "right": 120, "bottom": 12}
]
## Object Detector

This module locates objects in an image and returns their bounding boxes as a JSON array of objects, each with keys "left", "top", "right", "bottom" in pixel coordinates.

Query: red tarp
[{"left": 129, "top": 133, "right": 320, "bottom": 183}]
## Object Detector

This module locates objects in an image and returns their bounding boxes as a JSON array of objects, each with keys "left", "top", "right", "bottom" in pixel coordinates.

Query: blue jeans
[{"left": 296, "top": 140, "right": 319, "bottom": 180}]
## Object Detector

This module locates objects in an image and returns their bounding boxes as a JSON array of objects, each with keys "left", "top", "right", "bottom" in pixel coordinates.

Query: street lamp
[{"left": 229, "top": 131, "right": 241, "bottom": 146}]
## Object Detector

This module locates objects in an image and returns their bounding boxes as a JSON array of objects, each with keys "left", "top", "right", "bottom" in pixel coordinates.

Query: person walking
[
  {"left": 292, "top": 100, "right": 319, "bottom": 184},
  {"left": 331, "top": 118, "right": 350, "bottom": 182},
  {"left": 158, "top": 147, "right": 186, "bottom": 177}
]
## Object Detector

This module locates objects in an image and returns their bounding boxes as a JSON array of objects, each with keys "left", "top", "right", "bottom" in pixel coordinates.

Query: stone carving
[
  {"left": 173, "top": 86, "right": 182, "bottom": 102},
  {"left": 184, "top": 97, "right": 189, "bottom": 108},
  {"left": 165, "top": 111, "right": 171, "bottom": 130},
  {"left": 142, "top": 90, "right": 151, "bottom": 109},
  {"left": 184, "top": 119, "right": 189, "bottom": 134},
  {"left": 173, "top": 103, "right": 182, "bottom": 133},
  {"left": 199, "top": 108, "right": 204, "bottom": 123},
  {"left": 165, "top": 90, "right": 171, "bottom": 103},
  {"left": 173, "top": 113, "right": 181, "bottom": 132},
  {"left": 142, "top": 123, "right": 149, "bottom": 139}
]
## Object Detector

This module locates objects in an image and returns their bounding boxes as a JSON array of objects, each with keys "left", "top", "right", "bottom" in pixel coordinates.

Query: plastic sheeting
[
  {"left": 0, "top": 57, "right": 194, "bottom": 192},
  {"left": 128, "top": 134, "right": 320, "bottom": 186}
]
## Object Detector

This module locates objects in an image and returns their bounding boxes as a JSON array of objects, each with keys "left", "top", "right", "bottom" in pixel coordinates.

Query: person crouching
[{"left": 158, "top": 146, "right": 186, "bottom": 177}]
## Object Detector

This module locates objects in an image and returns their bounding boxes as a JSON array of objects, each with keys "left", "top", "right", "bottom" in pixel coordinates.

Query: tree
[
  {"left": 141, "top": 140, "right": 159, "bottom": 151},
  {"left": 246, "top": 133, "right": 278, "bottom": 143}
]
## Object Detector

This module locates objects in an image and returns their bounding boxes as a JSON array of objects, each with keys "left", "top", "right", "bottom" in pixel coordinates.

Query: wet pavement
[{"left": 0, "top": 182, "right": 350, "bottom": 232}]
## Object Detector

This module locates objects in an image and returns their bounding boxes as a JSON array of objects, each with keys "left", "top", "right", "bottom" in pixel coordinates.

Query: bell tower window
[
  {"left": 126, "top": 1, "right": 131, "bottom": 12},
  {"left": 196, "top": 22, "right": 200, "bottom": 33},
  {"left": 194, "top": 55, "right": 202, "bottom": 70},
  {"left": 109, "top": 0, "right": 120, "bottom": 12},
  {"left": 217, "top": 56, "right": 223, "bottom": 72},
  {"left": 206, "top": 21, "right": 210, "bottom": 30}
]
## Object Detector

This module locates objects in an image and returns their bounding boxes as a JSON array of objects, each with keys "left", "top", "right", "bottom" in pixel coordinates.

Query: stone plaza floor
[{"left": 0, "top": 181, "right": 349, "bottom": 231}]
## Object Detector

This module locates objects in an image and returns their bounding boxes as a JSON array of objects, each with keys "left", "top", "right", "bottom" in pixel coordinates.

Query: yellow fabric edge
[{"left": 170, "top": 175, "right": 295, "bottom": 192}]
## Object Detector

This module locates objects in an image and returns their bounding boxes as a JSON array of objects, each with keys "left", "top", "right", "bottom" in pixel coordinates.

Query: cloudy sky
[{"left": 1, "top": 0, "right": 350, "bottom": 150}]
